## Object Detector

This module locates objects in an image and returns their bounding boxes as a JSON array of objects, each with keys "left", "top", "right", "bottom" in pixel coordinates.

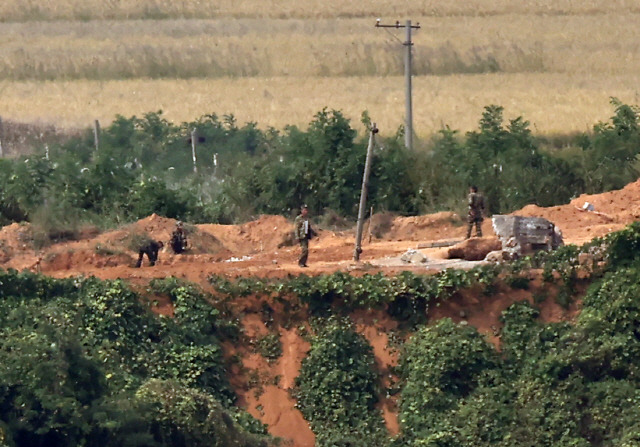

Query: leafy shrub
[
  {"left": 398, "top": 318, "right": 497, "bottom": 444},
  {"left": 255, "top": 333, "right": 282, "bottom": 363},
  {"left": 0, "top": 271, "right": 267, "bottom": 446},
  {"left": 134, "top": 379, "right": 269, "bottom": 447},
  {"left": 295, "top": 317, "right": 388, "bottom": 447},
  {"left": 602, "top": 220, "right": 640, "bottom": 268}
]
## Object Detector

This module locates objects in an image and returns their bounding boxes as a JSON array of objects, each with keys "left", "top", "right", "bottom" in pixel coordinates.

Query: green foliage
[
  {"left": 4, "top": 100, "right": 640, "bottom": 227},
  {"left": 391, "top": 232, "right": 640, "bottom": 447},
  {"left": 209, "top": 268, "right": 496, "bottom": 323},
  {"left": 398, "top": 319, "right": 497, "bottom": 445},
  {"left": 255, "top": 334, "right": 282, "bottom": 363},
  {"left": 134, "top": 379, "right": 269, "bottom": 447},
  {"left": 425, "top": 105, "right": 581, "bottom": 215},
  {"left": 601, "top": 220, "right": 640, "bottom": 268},
  {"left": 576, "top": 97, "right": 640, "bottom": 193},
  {"left": 6, "top": 220, "right": 640, "bottom": 446},
  {"left": 295, "top": 317, "right": 389, "bottom": 446},
  {"left": 0, "top": 270, "right": 267, "bottom": 447}
]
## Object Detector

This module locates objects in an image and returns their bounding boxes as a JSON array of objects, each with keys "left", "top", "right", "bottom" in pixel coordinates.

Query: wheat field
[
  {"left": 4, "top": 74, "right": 638, "bottom": 138},
  {"left": 1, "top": 1, "right": 640, "bottom": 137},
  {"left": 1, "top": 0, "right": 639, "bottom": 21}
]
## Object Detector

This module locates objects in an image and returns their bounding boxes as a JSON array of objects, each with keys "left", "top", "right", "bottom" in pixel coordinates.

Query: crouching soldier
[
  {"left": 135, "top": 239, "right": 164, "bottom": 267},
  {"left": 170, "top": 221, "right": 188, "bottom": 254}
]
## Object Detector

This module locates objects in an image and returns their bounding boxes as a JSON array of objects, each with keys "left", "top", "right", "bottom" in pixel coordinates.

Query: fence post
[
  {"left": 93, "top": 120, "right": 100, "bottom": 151},
  {"left": 0, "top": 116, "right": 4, "bottom": 157}
]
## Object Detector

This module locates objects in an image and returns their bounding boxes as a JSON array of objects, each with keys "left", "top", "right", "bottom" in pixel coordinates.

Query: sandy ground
[{"left": 2, "top": 179, "right": 640, "bottom": 446}]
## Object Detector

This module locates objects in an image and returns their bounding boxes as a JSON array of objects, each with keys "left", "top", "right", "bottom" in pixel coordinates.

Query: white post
[{"left": 191, "top": 128, "right": 198, "bottom": 174}]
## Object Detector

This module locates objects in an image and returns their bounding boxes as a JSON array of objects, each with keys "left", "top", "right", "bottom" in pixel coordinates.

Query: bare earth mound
[
  {"left": 2, "top": 180, "right": 640, "bottom": 446},
  {"left": 513, "top": 178, "right": 640, "bottom": 244}
]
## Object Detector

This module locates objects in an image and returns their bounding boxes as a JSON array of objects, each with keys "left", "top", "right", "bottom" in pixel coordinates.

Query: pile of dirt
[
  {"left": 512, "top": 179, "right": 640, "bottom": 243},
  {"left": 381, "top": 212, "right": 465, "bottom": 241},
  {"left": 42, "top": 249, "right": 134, "bottom": 271},
  {"left": 447, "top": 237, "right": 502, "bottom": 261},
  {"left": 95, "top": 214, "right": 228, "bottom": 255},
  {"left": 199, "top": 215, "right": 294, "bottom": 255}
]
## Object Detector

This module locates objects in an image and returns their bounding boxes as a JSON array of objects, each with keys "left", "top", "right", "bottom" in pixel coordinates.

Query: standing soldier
[
  {"left": 294, "top": 204, "right": 315, "bottom": 267},
  {"left": 466, "top": 185, "right": 486, "bottom": 239},
  {"left": 170, "top": 221, "right": 188, "bottom": 254},
  {"left": 135, "top": 239, "right": 164, "bottom": 267}
]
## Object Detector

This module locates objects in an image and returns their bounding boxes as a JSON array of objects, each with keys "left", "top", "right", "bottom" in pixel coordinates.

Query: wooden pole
[
  {"left": 191, "top": 128, "right": 198, "bottom": 174},
  {"left": 354, "top": 123, "right": 378, "bottom": 261},
  {"left": 0, "top": 116, "right": 4, "bottom": 157},
  {"left": 367, "top": 206, "right": 374, "bottom": 243},
  {"left": 93, "top": 120, "right": 100, "bottom": 151}
]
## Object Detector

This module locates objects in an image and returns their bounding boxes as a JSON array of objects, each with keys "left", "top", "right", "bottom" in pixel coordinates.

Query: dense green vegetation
[
  {"left": 2, "top": 99, "right": 640, "bottom": 240},
  {"left": 394, "top": 248, "right": 640, "bottom": 446},
  {"left": 2, "top": 99, "right": 640, "bottom": 445},
  {"left": 3, "top": 222, "right": 640, "bottom": 445},
  {"left": 0, "top": 273, "right": 269, "bottom": 447},
  {"left": 295, "top": 317, "right": 388, "bottom": 447}
]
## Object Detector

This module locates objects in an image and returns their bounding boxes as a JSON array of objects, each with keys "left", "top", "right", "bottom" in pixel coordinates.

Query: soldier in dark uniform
[
  {"left": 170, "top": 221, "right": 188, "bottom": 254},
  {"left": 135, "top": 239, "right": 164, "bottom": 267},
  {"left": 466, "top": 185, "right": 485, "bottom": 239},
  {"left": 294, "top": 204, "right": 315, "bottom": 267}
]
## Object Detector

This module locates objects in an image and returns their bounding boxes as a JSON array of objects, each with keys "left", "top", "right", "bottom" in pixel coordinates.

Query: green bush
[
  {"left": 295, "top": 317, "right": 389, "bottom": 447},
  {"left": 0, "top": 270, "right": 267, "bottom": 446},
  {"left": 397, "top": 319, "right": 497, "bottom": 445}
]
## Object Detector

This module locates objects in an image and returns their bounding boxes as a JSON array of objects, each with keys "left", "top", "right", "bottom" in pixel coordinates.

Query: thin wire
[{"left": 381, "top": 26, "right": 404, "bottom": 45}]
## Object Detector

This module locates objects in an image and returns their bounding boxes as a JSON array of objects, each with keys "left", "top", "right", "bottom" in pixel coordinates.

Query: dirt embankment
[{"left": 2, "top": 179, "right": 640, "bottom": 446}]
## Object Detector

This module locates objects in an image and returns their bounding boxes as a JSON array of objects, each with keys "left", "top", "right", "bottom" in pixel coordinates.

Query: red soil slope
[{"left": 1, "top": 179, "right": 639, "bottom": 446}]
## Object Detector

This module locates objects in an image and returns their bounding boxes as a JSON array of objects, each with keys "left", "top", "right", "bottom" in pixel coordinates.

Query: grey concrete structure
[{"left": 491, "top": 215, "right": 563, "bottom": 259}]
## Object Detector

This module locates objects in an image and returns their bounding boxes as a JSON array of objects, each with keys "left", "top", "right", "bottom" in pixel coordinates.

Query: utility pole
[
  {"left": 375, "top": 19, "right": 420, "bottom": 151},
  {"left": 354, "top": 123, "right": 378, "bottom": 261}
]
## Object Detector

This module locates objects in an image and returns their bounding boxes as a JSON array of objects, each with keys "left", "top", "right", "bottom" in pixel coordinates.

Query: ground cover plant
[
  {"left": 294, "top": 316, "right": 389, "bottom": 447},
  {"left": 1, "top": 222, "right": 639, "bottom": 445},
  {"left": 0, "top": 272, "right": 269, "bottom": 447},
  {"left": 391, "top": 224, "right": 640, "bottom": 447}
]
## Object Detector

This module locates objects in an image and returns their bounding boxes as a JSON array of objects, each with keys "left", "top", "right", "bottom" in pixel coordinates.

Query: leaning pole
[{"left": 354, "top": 123, "right": 378, "bottom": 261}]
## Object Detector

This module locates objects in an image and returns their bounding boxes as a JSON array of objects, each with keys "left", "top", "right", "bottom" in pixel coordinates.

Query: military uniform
[
  {"left": 466, "top": 191, "right": 485, "bottom": 239},
  {"left": 170, "top": 226, "right": 187, "bottom": 254},
  {"left": 294, "top": 210, "right": 314, "bottom": 267},
  {"left": 135, "top": 240, "right": 163, "bottom": 267}
]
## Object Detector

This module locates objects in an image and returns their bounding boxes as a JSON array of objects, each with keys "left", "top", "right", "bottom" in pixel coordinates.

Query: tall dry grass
[
  {"left": 2, "top": 1, "right": 639, "bottom": 138},
  {"left": 2, "top": 74, "right": 639, "bottom": 138},
  {"left": 1, "top": 14, "right": 639, "bottom": 80},
  {"left": 1, "top": 0, "right": 639, "bottom": 21}
]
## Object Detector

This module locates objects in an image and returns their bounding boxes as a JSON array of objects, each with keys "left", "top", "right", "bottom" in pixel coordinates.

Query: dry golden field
[
  {"left": 1, "top": 0, "right": 639, "bottom": 21},
  {"left": 1, "top": 1, "right": 640, "bottom": 138},
  {"left": 4, "top": 74, "right": 639, "bottom": 138}
]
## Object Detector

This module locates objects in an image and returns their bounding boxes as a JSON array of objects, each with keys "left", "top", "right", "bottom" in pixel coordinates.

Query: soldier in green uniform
[
  {"left": 170, "top": 221, "right": 188, "bottom": 254},
  {"left": 135, "top": 239, "right": 164, "bottom": 267},
  {"left": 466, "top": 185, "right": 485, "bottom": 239},
  {"left": 294, "top": 204, "right": 315, "bottom": 267}
]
